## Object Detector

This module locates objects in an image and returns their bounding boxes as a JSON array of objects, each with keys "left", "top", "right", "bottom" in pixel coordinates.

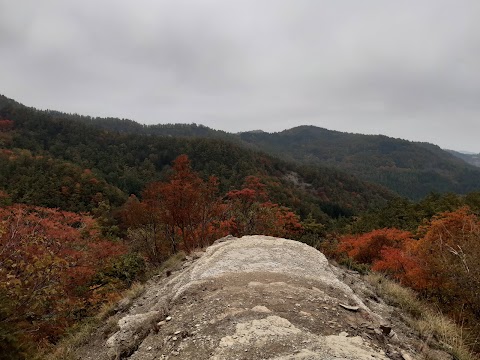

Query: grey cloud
[{"left": 1, "top": 0, "right": 480, "bottom": 151}]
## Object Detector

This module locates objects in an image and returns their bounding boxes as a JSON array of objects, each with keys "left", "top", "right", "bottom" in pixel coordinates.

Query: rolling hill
[
  {"left": 2, "top": 94, "right": 479, "bottom": 201},
  {"left": 0, "top": 94, "right": 393, "bottom": 221}
]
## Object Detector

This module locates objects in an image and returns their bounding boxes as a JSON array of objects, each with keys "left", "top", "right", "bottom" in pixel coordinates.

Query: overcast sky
[{"left": 1, "top": 1, "right": 479, "bottom": 152}]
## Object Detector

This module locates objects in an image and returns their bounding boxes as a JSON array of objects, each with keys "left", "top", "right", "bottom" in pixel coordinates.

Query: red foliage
[
  {"left": 337, "top": 228, "right": 414, "bottom": 264},
  {"left": 372, "top": 246, "right": 427, "bottom": 289},
  {"left": 336, "top": 228, "right": 428, "bottom": 288},
  {"left": 124, "top": 155, "right": 227, "bottom": 262},
  {"left": 335, "top": 207, "right": 480, "bottom": 331},
  {"left": 0, "top": 119, "right": 13, "bottom": 132},
  {"left": 226, "top": 176, "right": 303, "bottom": 238},
  {"left": 412, "top": 207, "right": 480, "bottom": 317},
  {"left": 124, "top": 157, "right": 303, "bottom": 262},
  {"left": 0, "top": 205, "right": 127, "bottom": 343}
]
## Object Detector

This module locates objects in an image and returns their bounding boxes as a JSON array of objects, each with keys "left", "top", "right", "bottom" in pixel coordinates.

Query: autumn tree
[
  {"left": 122, "top": 194, "right": 171, "bottom": 263},
  {"left": 371, "top": 245, "right": 426, "bottom": 289},
  {"left": 194, "top": 176, "right": 228, "bottom": 247},
  {"left": 124, "top": 159, "right": 304, "bottom": 263},
  {"left": 225, "top": 176, "right": 267, "bottom": 236},
  {"left": 414, "top": 207, "right": 480, "bottom": 320},
  {"left": 226, "top": 176, "right": 303, "bottom": 238},
  {"left": 0, "top": 205, "right": 129, "bottom": 346},
  {"left": 335, "top": 207, "right": 480, "bottom": 344},
  {"left": 337, "top": 228, "right": 414, "bottom": 265},
  {"left": 124, "top": 155, "right": 227, "bottom": 262}
]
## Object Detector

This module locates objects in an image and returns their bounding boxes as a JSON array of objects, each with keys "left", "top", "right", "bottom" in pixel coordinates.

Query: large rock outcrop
[{"left": 75, "top": 236, "right": 444, "bottom": 359}]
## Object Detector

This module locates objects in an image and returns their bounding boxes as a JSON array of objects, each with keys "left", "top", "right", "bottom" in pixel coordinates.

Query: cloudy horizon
[{"left": 1, "top": 0, "right": 479, "bottom": 152}]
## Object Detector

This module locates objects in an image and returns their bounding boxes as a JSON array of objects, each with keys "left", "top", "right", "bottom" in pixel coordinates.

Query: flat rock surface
[{"left": 74, "top": 235, "right": 451, "bottom": 360}]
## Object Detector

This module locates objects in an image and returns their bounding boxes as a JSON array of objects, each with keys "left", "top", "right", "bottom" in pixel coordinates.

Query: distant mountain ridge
[
  {"left": 1, "top": 94, "right": 479, "bottom": 200},
  {"left": 447, "top": 149, "right": 480, "bottom": 168},
  {"left": 238, "top": 125, "right": 480, "bottom": 199}
]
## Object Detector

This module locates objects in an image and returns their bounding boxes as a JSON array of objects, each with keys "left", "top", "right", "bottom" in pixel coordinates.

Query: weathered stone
[
  {"left": 339, "top": 303, "right": 360, "bottom": 311},
  {"left": 75, "top": 236, "right": 451, "bottom": 360},
  {"left": 106, "top": 311, "right": 161, "bottom": 359}
]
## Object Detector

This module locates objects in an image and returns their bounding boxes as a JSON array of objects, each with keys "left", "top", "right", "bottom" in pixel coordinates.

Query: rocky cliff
[{"left": 74, "top": 236, "right": 453, "bottom": 360}]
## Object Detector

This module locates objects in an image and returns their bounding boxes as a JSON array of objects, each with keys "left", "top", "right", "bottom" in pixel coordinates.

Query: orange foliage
[
  {"left": 413, "top": 207, "right": 480, "bottom": 318},
  {"left": 337, "top": 228, "right": 429, "bottom": 289},
  {"left": 336, "top": 207, "right": 480, "bottom": 328},
  {"left": 372, "top": 246, "right": 427, "bottom": 289},
  {"left": 337, "top": 228, "right": 414, "bottom": 264}
]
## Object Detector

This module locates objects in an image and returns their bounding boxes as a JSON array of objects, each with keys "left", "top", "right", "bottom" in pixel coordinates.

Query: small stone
[
  {"left": 174, "top": 330, "right": 181, "bottom": 335},
  {"left": 147, "top": 346, "right": 152, "bottom": 351},
  {"left": 166, "top": 316, "right": 172, "bottom": 321},
  {"left": 172, "top": 336, "right": 178, "bottom": 341},
  {"left": 252, "top": 305, "right": 271, "bottom": 313},
  {"left": 157, "top": 320, "right": 166, "bottom": 327},
  {"left": 400, "top": 351, "right": 413, "bottom": 360},
  {"left": 339, "top": 303, "right": 359, "bottom": 312}
]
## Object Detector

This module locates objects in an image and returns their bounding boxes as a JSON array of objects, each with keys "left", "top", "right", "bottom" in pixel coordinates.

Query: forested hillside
[
  {"left": 239, "top": 126, "right": 480, "bottom": 199},
  {"left": 0, "top": 149, "right": 126, "bottom": 212},
  {"left": 0, "top": 95, "right": 393, "bottom": 219},
  {"left": 5, "top": 92, "right": 477, "bottom": 200}
]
